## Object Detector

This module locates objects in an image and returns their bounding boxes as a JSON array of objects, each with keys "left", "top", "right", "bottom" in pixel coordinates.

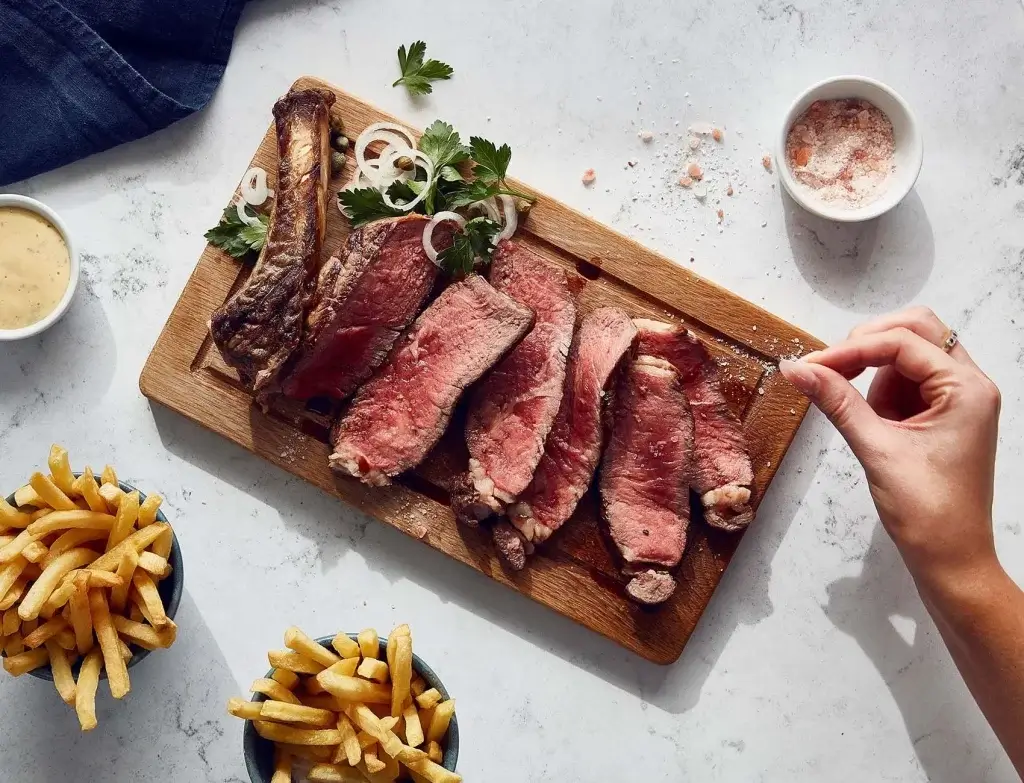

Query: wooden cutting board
[{"left": 141, "top": 76, "right": 824, "bottom": 665}]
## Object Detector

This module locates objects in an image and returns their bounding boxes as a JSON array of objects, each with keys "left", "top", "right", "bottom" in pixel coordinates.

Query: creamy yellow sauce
[{"left": 0, "top": 207, "right": 70, "bottom": 330}]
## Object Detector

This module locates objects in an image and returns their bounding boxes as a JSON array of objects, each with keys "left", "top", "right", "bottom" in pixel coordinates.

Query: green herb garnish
[
  {"left": 437, "top": 217, "right": 502, "bottom": 277},
  {"left": 204, "top": 204, "right": 269, "bottom": 260},
  {"left": 337, "top": 187, "right": 408, "bottom": 227},
  {"left": 393, "top": 41, "right": 454, "bottom": 97}
]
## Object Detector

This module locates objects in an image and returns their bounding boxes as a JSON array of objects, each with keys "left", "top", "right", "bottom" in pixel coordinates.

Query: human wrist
[{"left": 907, "top": 545, "right": 1006, "bottom": 613}]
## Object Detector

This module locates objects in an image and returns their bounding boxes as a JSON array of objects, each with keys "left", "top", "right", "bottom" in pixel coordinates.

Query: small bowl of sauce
[{"left": 0, "top": 195, "right": 79, "bottom": 341}]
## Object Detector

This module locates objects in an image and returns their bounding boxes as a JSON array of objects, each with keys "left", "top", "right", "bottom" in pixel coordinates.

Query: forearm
[{"left": 912, "top": 555, "right": 1024, "bottom": 775}]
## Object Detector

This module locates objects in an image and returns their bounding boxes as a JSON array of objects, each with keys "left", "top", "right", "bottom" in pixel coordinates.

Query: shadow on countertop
[
  {"left": 784, "top": 188, "right": 935, "bottom": 314},
  {"left": 149, "top": 392, "right": 829, "bottom": 716},
  {"left": 824, "top": 526, "right": 1017, "bottom": 782}
]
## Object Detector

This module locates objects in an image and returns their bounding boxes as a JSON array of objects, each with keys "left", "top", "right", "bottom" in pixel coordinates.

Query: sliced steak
[
  {"left": 280, "top": 216, "right": 446, "bottom": 402},
  {"left": 600, "top": 355, "right": 694, "bottom": 604},
  {"left": 451, "top": 242, "right": 576, "bottom": 524},
  {"left": 329, "top": 275, "right": 534, "bottom": 485},
  {"left": 210, "top": 88, "right": 334, "bottom": 395},
  {"left": 507, "top": 307, "right": 637, "bottom": 553},
  {"left": 634, "top": 319, "right": 755, "bottom": 531}
]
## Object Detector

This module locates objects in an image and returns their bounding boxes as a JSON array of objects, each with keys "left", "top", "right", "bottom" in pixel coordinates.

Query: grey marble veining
[{"left": 1, "top": 0, "right": 1023, "bottom": 780}]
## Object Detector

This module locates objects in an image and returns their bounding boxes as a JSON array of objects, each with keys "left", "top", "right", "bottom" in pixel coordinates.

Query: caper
[
  {"left": 394, "top": 156, "right": 415, "bottom": 172},
  {"left": 331, "top": 151, "right": 345, "bottom": 177}
]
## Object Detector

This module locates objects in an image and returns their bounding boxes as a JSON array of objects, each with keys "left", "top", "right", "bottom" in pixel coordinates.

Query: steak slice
[
  {"left": 634, "top": 319, "right": 755, "bottom": 531},
  {"left": 210, "top": 88, "right": 334, "bottom": 395},
  {"left": 600, "top": 355, "right": 695, "bottom": 605},
  {"left": 280, "top": 216, "right": 445, "bottom": 402},
  {"left": 329, "top": 275, "right": 534, "bottom": 485},
  {"left": 507, "top": 307, "right": 637, "bottom": 554},
  {"left": 451, "top": 242, "right": 576, "bottom": 524}
]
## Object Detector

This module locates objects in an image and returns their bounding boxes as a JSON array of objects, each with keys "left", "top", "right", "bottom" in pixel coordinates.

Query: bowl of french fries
[
  {"left": 232, "top": 624, "right": 459, "bottom": 783},
  {"left": 0, "top": 446, "right": 183, "bottom": 731}
]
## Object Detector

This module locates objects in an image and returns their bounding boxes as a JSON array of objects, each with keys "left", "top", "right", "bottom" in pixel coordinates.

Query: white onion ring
[
  {"left": 469, "top": 197, "right": 501, "bottom": 223},
  {"left": 422, "top": 212, "right": 467, "bottom": 264},
  {"left": 497, "top": 194, "right": 518, "bottom": 241},
  {"left": 235, "top": 197, "right": 262, "bottom": 228},
  {"left": 380, "top": 149, "right": 434, "bottom": 212},
  {"left": 355, "top": 124, "right": 417, "bottom": 189},
  {"left": 240, "top": 166, "right": 272, "bottom": 206}
]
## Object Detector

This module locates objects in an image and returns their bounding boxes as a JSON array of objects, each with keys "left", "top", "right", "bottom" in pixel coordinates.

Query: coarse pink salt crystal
[
  {"left": 762, "top": 154, "right": 773, "bottom": 172},
  {"left": 712, "top": 128, "right": 724, "bottom": 142},
  {"left": 582, "top": 168, "right": 597, "bottom": 186},
  {"left": 639, "top": 130, "right": 654, "bottom": 142},
  {"left": 726, "top": 185, "right": 734, "bottom": 196},
  {"left": 687, "top": 162, "right": 703, "bottom": 180},
  {"left": 716, "top": 209, "right": 724, "bottom": 222},
  {"left": 688, "top": 136, "right": 701, "bottom": 150},
  {"left": 678, "top": 176, "right": 693, "bottom": 188}
]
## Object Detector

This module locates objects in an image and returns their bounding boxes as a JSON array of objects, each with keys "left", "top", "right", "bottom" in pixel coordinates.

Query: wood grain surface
[{"left": 140, "top": 76, "right": 825, "bottom": 664}]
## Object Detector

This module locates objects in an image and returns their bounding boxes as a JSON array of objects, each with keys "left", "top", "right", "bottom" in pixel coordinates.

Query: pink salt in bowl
[{"left": 777, "top": 76, "right": 923, "bottom": 223}]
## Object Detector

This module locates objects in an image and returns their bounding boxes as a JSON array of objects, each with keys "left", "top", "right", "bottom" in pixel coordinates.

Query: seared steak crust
[{"left": 210, "top": 88, "right": 335, "bottom": 394}]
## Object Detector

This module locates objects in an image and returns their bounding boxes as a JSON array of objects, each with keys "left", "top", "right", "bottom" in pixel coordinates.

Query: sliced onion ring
[
  {"left": 240, "top": 166, "right": 272, "bottom": 206},
  {"left": 422, "top": 212, "right": 467, "bottom": 265},
  {"left": 497, "top": 194, "right": 518, "bottom": 241},
  {"left": 235, "top": 197, "right": 262, "bottom": 228},
  {"left": 380, "top": 149, "right": 434, "bottom": 212},
  {"left": 469, "top": 197, "right": 501, "bottom": 223}
]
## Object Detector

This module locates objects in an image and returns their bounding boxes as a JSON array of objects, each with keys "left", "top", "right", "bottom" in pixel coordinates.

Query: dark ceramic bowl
[
  {"left": 243, "top": 634, "right": 459, "bottom": 781},
  {"left": 2, "top": 475, "right": 183, "bottom": 680}
]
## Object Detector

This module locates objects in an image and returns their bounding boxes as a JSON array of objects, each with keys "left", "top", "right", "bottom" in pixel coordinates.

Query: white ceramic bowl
[
  {"left": 777, "top": 76, "right": 923, "bottom": 222},
  {"left": 0, "top": 194, "right": 79, "bottom": 341}
]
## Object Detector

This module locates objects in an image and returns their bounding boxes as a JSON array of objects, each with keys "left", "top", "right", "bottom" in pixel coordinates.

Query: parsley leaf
[
  {"left": 469, "top": 137, "right": 512, "bottom": 184},
  {"left": 204, "top": 204, "right": 269, "bottom": 260},
  {"left": 338, "top": 187, "right": 406, "bottom": 227},
  {"left": 437, "top": 217, "right": 501, "bottom": 277},
  {"left": 393, "top": 41, "right": 453, "bottom": 96},
  {"left": 418, "top": 121, "right": 470, "bottom": 213}
]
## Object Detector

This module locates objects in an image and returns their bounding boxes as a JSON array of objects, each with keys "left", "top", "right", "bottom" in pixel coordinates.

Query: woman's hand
[{"left": 779, "top": 307, "right": 1001, "bottom": 584}]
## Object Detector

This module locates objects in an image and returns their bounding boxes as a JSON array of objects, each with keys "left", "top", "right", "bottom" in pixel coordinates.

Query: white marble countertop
[{"left": 2, "top": 0, "right": 1024, "bottom": 780}]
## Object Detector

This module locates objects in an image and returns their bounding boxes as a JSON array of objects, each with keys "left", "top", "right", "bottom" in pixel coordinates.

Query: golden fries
[
  {"left": 228, "top": 626, "right": 459, "bottom": 782},
  {"left": 271, "top": 748, "right": 294, "bottom": 783},
  {"left": 0, "top": 447, "right": 179, "bottom": 732}
]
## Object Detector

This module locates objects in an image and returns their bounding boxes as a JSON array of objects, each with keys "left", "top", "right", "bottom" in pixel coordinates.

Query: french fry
[
  {"left": 0, "top": 498, "right": 31, "bottom": 528},
  {"left": 304, "top": 674, "right": 327, "bottom": 695},
  {"left": 426, "top": 740, "right": 442, "bottom": 764},
  {"left": 54, "top": 627, "right": 77, "bottom": 650},
  {"left": 29, "top": 472, "right": 77, "bottom": 511},
  {"left": 4, "top": 631, "right": 24, "bottom": 656},
  {"left": 358, "top": 629, "right": 379, "bottom": 659},
  {"left": 268, "top": 649, "right": 327, "bottom": 675},
  {"left": 137, "top": 551, "right": 170, "bottom": 578},
  {"left": 320, "top": 673, "right": 392, "bottom": 705},
  {"left": 74, "top": 570, "right": 124, "bottom": 589},
  {"left": 3, "top": 646, "right": 49, "bottom": 676},
  {"left": 403, "top": 702, "right": 424, "bottom": 748},
  {"left": 88, "top": 589, "right": 130, "bottom": 699},
  {"left": 308, "top": 764, "right": 365, "bottom": 783},
  {"left": 90, "top": 523, "right": 167, "bottom": 572},
  {"left": 364, "top": 747, "right": 386, "bottom": 773},
  {"left": 337, "top": 712, "right": 363, "bottom": 766},
  {"left": 2, "top": 607, "right": 20, "bottom": 636},
  {"left": 69, "top": 573, "right": 93, "bottom": 654},
  {"left": 151, "top": 527, "right": 173, "bottom": 560},
  {"left": 22, "top": 541, "right": 48, "bottom": 563},
  {"left": 271, "top": 748, "right": 293, "bottom": 783},
  {"left": 316, "top": 657, "right": 360, "bottom": 689},
  {"left": 0, "top": 529, "right": 41, "bottom": 564},
  {"left": 381, "top": 751, "right": 400, "bottom": 780},
  {"left": 112, "top": 615, "right": 176, "bottom": 650},
  {"left": 27, "top": 510, "right": 115, "bottom": 538},
  {"left": 44, "top": 529, "right": 108, "bottom": 564},
  {"left": 137, "top": 494, "right": 163, "bottom": 527},
  {"left": 107, "top": 490, "right": 139, "bottom": 551},
  {"left": 357, "top": 657, "right": 390, "bottom": 683},
  {"left": 130, "top": 570, "right": 168, "bottom": 628},
  {"left": 252, "top": 721, "right": 343, "bottom": 746},
  {"left": 415, "top": 688, "right": 442, "bottom": 710},
  {"left": 300, "top": 694, "right": 344, "bottom": 711},
  {"left": 14, "top": 485, "right": 44, "bottom": 508},
  {"left": 48, "top": 445, "right": 76, "bottom": 496},
  {"left": 18, "top": 548, "right": 98, "bottom": 621},
  {"left": 284, "top": 626, "right": 341, "bottom": 668},
  {"left": 405, "top": 757, "right": 461, "bottom": 783},
  {"left": 46, "top": 640, "right": 77, "bottom": 704},
  {"left": 331, "top": 632, "right": 361, "bottom": 659},
  {"left": 380, "top": 716, "right": 400, "bottom": 732},
  {"left": 0, "top": 576, "right": 27, "bottom": 610},
  {"left": 391, "top": 632, "right": 412, "bottom": 717},
  {"left": 100, "top": 465, "right": 118, "bottom": 487},
  {"left": 346, "top": 703, "right": 403, "bottom": 758},
  {"left": 425, "top": 700, "right": 455, "bottom": 744},
  {"left": 260, "top": 700, "right": 336, "bottom": 727},
  {"left": 129, "top": 603, "right": 145, "bottom": 623},
  {"left": 251, "top": 677, "right": 303, "bottom": 705},
  {"left": 271, "top": 667, "right": 301, "bottom": 690},
  {"left": 22, "top": 616, "right": 69, "bottom": 648},
  {"left": 110, "top": 550, "right": 139, "bottom": 613},
  {"left": 75, "top": 648, "right": 103, "bottom": 731},
  {"left": 74, "top": 468, "right": 107, "bottom": 513},
  {"left": 0, "top": 556, "right": 29, "bottom": 601},
  {"left": 99, "top": 483, "right": 124, "bottom": 510},
  {"left": 226, "top": 697, "right": 264, "bottom": 720},
  {"left": 22, "top": 617, "right": 38, "bottom": 635},
  {"left": 118, "top": 637, "right": 133, "bottom": 662},
  {"left": 356, "top": 731, "right": 377, "bottom": 750}
]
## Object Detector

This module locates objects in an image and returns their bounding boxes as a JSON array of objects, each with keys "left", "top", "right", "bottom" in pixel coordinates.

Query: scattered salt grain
[
  {"left": 639, "top": 130, "right": 654, "bottom": 143},
  {"left": 693, "top": 183, "right": 707, "bottom": 200},
  {"left": 726, "top": 185, "right": 734, "bottom": 196},
  {"left": 582, "top": 168, "right": 597, "bottom": 186},
  {"left": 687, "top": 162, "right": 704, "bottom": 180},
  {"left": 712, "top": 128, "right": 724, "bottom": 142},
  {"left": 716, "top": 209, "right": 724, "bottom": 222},
  {"left": 678, "top": 176, "right": 693, "bottom": 188},
  {"left": 762, "top": 154, "right": 773, "bottom": 171}
]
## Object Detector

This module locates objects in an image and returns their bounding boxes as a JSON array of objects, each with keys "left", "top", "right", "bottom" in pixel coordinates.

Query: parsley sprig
[
  {"left": 437, "top": 217, "right": 502, "bottom": 277},
  {"left": 204, "top": 204, "right": 269, "bottom": 260},
  {"left": 393, "top": 42, "right": 453, "bottom": 97}
]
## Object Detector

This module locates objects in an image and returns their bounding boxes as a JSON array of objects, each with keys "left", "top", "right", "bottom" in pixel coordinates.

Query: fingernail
[
  {"left": 800, "top": 350, "right": 823, "bottom": 363},
  {"left": 779, "top": 359, "right": 820, "bottom": 397}
]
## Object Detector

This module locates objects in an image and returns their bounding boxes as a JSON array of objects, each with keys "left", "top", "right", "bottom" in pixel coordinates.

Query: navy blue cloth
[{"left": 0, "top": 0, "right": 247, "bottom": 186}]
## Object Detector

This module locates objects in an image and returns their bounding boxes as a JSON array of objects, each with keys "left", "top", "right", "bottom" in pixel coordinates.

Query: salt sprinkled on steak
[
  {"left": 280, "top": 216, "right": 447, "bottom": 402},
  {"left": 600, "top": 355, "right": 694, "bottom": 604},
  {"left": 508, "top": 307, "right": 637, "bottom": 552},
  {"left": 450, "top": 242, "right": 576, "bottom": 524},
  {"left": 329, "top": 275, "right": 534, "bottom": 486},
  {"left": 210, "top": 88, "right": 335, "bottom": 398},
  {"left": 634, "top": 319, "right": 755, "bottom": 531}
]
